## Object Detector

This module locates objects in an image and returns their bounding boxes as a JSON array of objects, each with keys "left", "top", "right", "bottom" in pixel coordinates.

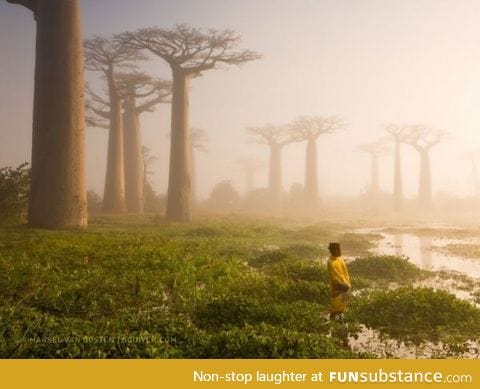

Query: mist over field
[{"left": 1, "top": 0, "right": 480, "bottom": 213}]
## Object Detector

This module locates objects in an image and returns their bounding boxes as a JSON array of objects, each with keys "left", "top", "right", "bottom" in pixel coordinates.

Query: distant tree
[
  {"left": 247, "top": 125, "right": 292, "bottom": 207},
  {"left": 140, "top": 146, "right": 158, "bottom": 208},
  {"left": 139, "top": 146, "right": 166, "bottom": 213},
  {"left": 85, "top": 112, "right": 109, "bottom": 130},
  {"left": 0, "top": 163, "right": 30, "bottom": 225},
  {"left": 289, "top": 116, "right": 346, "bottom": 206},
  {"left": 237, "top": 158, "right": 263, "bottom": 194},
  {"left": 119, "top": 24, "right": 261, "bottom": 222},
  {"left": 84, "top": 36, "right": 146, "bottom": 214},
  {"left": 118, "top": 73, "right": 171, "bottom": 213},
  {"left": 208, "top": 180, "right": 240, "bottom": 210},
  {"left": 86, "top": 190, "right": 102, "bottom": 215},
  {"left": 143, "top": 183, "right": 167, "bottom": 214},
  {"left": 358, "top": 140, "right": 389, "bottom": 201},
  {"left": 404, "top": 125, "right": 448, "bottom": 209},
  {"left": 385, "top": 124, "right": 409, "bottom": 211},
  {"left": 189, "top": 127, "right": 209, "bottom": 207},
  {"left": 6, "top": 0, "right": 87, "bottom": 229}
]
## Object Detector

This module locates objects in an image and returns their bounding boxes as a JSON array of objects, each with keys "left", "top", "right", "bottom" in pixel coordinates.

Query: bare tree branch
[
  {"left": 6, "top": 0, "right": 36, "bottom": 12},
  {"left": 85, "top": 114, "right": 109, "bottom": 130},
  {"left": 85, "top": 83, "right": 109, "bottom": 106},
  {"left": 117, "top": 24, "right": 262, "bottom": 75},
  {"left": 357, "top": 140, "right": 389, "bottom": 157},
  {"left": 116, "top": 72, "right": 172, "bottom": 113},
  {"left": 403, "top": 125, "right": 449, "bottom": 151},
  {"left": 84, "top": 36, "right": 147, "bottom": 75},
  {"left": 247, "top": 125, "right": 291, "bottom": 147},
  {"left": 384, "top": 123, "right": 410, "bottom": 142},
  {"left": 86, "top": 102, "right": 111, "bottom": 120},
  {"left": 289, "top": 115, "right": 347, "bottom": 141}
]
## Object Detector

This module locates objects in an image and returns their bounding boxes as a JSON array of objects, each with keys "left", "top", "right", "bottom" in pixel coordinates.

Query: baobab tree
[
  {"left": 119, "top": 73, "right": 171, "bottom": 213},
  {"left": 385, "top": 124, "right": 409, "bottom": 211},
  {"left": 84, "top": 36, "right": 145, "bottom": 213},
  {"left": 237, "top": 158, "right": 263, "bottom": 194},
  {"left": 88, "top": 74, "right": 171, "bottom": 214},
  {"left": 358, "top": 141, "right": 389, "bottom": 201},
  {"left": 141, "top": 146, "right": 158, "bottom": 210},
  {"left": 118, "top": 25, "right": 261, "bottom": 222},
  {"left": 189, "top": 127, "right": 209, "bottom": 207},
  {"left": 6, "top": 0, "right": 87, "bottom": 229},
  {"left": 404, "top": 125, "right": 448, "bottom": 209},
  {"left": 247, "top": 125, "right": 291, "bottom": 206},
  {"left": 289, "top": 116, "right": 346, "bottom": 206}
]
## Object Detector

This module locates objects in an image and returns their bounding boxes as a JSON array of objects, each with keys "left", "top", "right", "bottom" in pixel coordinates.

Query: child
[{"left": 327, "top": 242, "right": 351, "bottom": 321}]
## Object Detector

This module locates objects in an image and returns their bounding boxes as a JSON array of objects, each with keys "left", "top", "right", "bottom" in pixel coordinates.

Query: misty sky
[{"left": 1, "top": 0, "right": 480, "bottom": 199}]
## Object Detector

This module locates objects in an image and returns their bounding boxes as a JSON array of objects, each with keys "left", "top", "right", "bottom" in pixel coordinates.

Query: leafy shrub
[
  {"left": 194, "top": 294, "right": 329, "bottom": 332},
  {"left": 267, "top": 259, "right": 328, "bottom": 282},
  {"left": 192, "top": 323, "right": 359, "bottom": 358},
  {"left": 206, "top": 180, "right": 240, "bottom": 210},
  {"left": 352, "top": 287, "right": 480, "bottom": 344},
  {"left": 248, "top": 244, "right": 325, "bottom": 268},
  {"left": 348, "top": 255, "right": 423, "bottom": 283},
  {"left": 248, "top": 249, "right": 287, "bottom": 268},
  {"left": 0, "top": 163, "right": 30, "bottom": 225}
]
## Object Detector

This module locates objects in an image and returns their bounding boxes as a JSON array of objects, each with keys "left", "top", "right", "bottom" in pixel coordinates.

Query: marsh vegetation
[{"left": 0, "top": 216, "right": 478, "bottom": 358}]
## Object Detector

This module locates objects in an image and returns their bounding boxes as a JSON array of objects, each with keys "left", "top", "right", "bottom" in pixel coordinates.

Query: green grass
[
  {"left": 0, "top": 215, "right": 478, "bottom": 358},
  {"left": 351, "top": 287, "right": 480, "bottom": 345},
  {"left": 348, "top": 255, "right": 425, "bottom": 284},
  {"left": 0, "top": 216, "right": 357, "bottom": 358}
]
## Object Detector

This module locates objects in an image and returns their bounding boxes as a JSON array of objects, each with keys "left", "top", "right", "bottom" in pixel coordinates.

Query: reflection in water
[
  {"left": 371, "top": 231, "right": 480, "bottom": 278},
  {"left": 419, "top": 236, "right": 433, "bottom": 269},
  {"left": 393, "top": 234, "right": 403, "bottom": 256}
]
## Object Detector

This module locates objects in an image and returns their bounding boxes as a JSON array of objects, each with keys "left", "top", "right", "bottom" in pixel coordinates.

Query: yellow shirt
[
  {"left": 327, "top": 256, "right": 351, "bottom": 313},
  {"left": 327, "top": 256, "right": 350, "bottom": 291}
]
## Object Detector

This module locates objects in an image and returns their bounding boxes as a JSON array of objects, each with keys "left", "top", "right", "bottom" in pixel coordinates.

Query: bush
[
  {"left": 207, "top": 180, "right": 240, "bottom": 210},
  {"left": 144, "top": 182, "right": 166, "bottom": 214},
  {"left": 248, "top": 244, "right": 326, "bottom": 268},
  {"left": 351, "top": 287, "right": 480, "bottom": 344},
  {"left": 193, "top": 323, "right": 359, "bottom": 358},
  {"left": 0, "top": 163, "right": 30, "bottom": 225},
  {"left": 87, "top": 190, "right": 102, "bottom": 215},
  {"left": 348, "top": 255, "right": 423, "bottom": 283}
]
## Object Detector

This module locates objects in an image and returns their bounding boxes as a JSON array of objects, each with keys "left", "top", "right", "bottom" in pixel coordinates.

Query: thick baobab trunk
[
  {"left": 304, "top": 138, "right": 319, "bottom": 204},
  {"left": 24, "top": 0, "right": 87, "bottom": 228},
  {"left": 123, "top": 98, "right": 144, "bottom": 213},
  {"left": 166, "top": 70, "right": 191, "bottom": 222},
  {"left": 102, "top": 70, "right": 126, "bottom": 213},
  {"left": 393, "top": 139, "right": 403, "bottom": 211},
  {"left": 268, "top": 143, "right": 282, "bottom": 205},
  {"left": 418, "top": 149, "right": 432, "bottom": 208}
]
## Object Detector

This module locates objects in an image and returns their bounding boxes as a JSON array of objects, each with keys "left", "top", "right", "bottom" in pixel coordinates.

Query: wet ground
[
  {"left": 348, "top": 226, "right": 480, "bottom": 358},
  {"left": 372, "top": 230, "right": 480, "bottom": 278}
]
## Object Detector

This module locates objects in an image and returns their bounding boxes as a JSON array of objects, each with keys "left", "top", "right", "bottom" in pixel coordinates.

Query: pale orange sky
[{"left": 1, "top": 0, "right": 480, "bottom": 199}]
